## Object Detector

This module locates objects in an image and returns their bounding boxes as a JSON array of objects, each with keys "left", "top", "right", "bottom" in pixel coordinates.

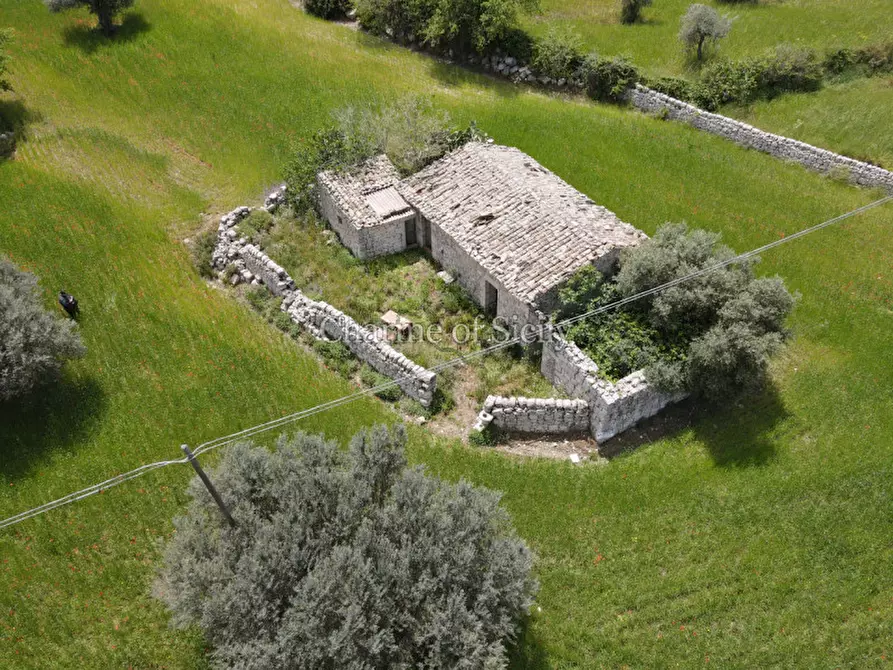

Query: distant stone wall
[
  {"left": 477, "top": 395, "right": 590, "bottom": 434},
  {"left": 628, "top": 84, "right": 893, "bottom": 192},
  {"left": 210, "top": 187, "right": 436, "bottom": 407},
  {"left": 540, "top": 329, "right": 683, "bottom": 442}
]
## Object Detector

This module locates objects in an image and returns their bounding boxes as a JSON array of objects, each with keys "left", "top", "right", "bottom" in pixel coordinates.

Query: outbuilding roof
[
  {"left": 317, "top": 155, "right": 412, "bottom": 228},
  {"left": 398, "top": 142, "right": 646, "bottom": 305}
]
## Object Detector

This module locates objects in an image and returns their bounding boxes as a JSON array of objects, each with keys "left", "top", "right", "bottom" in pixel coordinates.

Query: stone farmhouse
[{"left": 317, "top": 142, "right": 646, "bottom": 325}]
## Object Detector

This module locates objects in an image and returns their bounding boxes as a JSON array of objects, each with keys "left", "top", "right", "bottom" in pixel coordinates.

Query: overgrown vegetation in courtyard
[
  {"left": 559, "top": 224, "right": 795, "bottom": 397},
  {"left": 155, "top": 425, "right": 536, "bottom": 668}
]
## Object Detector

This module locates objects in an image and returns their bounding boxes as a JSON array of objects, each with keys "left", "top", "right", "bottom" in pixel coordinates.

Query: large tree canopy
[
  {"left": 155, "top": 425, "right": 536, "bottom": 669},
  {"left": 0, "top": 256, "right": 86, "bottom": 401},
  {"left": 560, "top": 223, "right": 795, "bottom": 397}
]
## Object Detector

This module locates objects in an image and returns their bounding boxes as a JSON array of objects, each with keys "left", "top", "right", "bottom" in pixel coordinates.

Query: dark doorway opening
[
  {"left": 405, "top": 218, "right": 418, "bottom": 247},
  {"left": 484, "top": 281, "right": 498, "bottom": 316}
]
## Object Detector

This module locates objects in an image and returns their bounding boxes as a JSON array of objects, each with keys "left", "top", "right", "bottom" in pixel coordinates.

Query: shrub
[
  {"left": 236, "top": 209, "right": 274, "bottom": 245},
  {"left": 1, "top": 257, "right": 86, "bottom": 401},
  {"left": 697, "top": 46, "right": 823, "bottom": 108},
  {"left": 0, "top": 28, "right": 12, "bottom": 93},
  {"left": 620, "top": 0, "right": 652, "bottom": 25},
  {"left": 354, "top": 0, "right": 539, "bottom": 57},
  {"left": 284, "top": 97, "right": 479, "bottom": 212},
  {"left": 559, "top": 223, "right": 795, "bottom": 398},
  {"left": 45, "top": 0, "right": 135, "bottom": 37},
  {"left": 312, "top": 338, "right": 358, "bottom": 378},
  {"left": 531, "top": 28, "right": 584, "bottom": 81},
  {"left": 154, "top": 425, "right": 536, "bottom": 669},
  {"left": 579, "top": 53, "right": 640, "bottom": 103},
  {"left": 189, "top": 228, "right": 218, "bottom": 279},
  {"left": 679, "top": 4, "right": 731, "bottom": 61},
  {"left": 469, "top": 423, "right": 498, "bottom": 446},
  {"left": 303, "top": 0, "right": 352, "bottom": 19},
  {"left": 824, "top": 42, "right": 893, "bottom": 78},
  {"left": 360, "top": 364, "right": 403, "bottom": 401}
]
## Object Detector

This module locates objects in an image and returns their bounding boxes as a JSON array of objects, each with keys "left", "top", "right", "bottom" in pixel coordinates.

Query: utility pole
[{"left": 181, "top": 445, "right": 236, "bottom": 528}]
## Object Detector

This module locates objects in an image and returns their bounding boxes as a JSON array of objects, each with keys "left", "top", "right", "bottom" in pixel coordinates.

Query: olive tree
[
  {"left": 155, "top": 425, "right": 537, "bottom": 669},
  {"left": 45, "top": 0, "right": 135, "bottom": 37},
  {"left": 616, "top": 223, "right": 795, "bottom": 396},
  {"left": 0, "top": 257, "right": 85, "bottom": 402},
  {"left": 679, "top": 3, "right": 731, "bottom": 61},
  {"left": 560, "top": 224, "right": 795, "bottom": 397}
]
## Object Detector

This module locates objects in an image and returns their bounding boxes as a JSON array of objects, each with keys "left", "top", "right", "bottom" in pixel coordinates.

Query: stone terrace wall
[
  {"left": 477, "top": 395, "right": 590, "bottom": 435},
  {"left": 210, "top": 187, "right": 436, "bottom": 407},
  {"left": 283, "top": 294, "right": 436, "bottom": 406},
  {"left": 628, "top": 84, "right": 893, "bottom": 193},
  {"left": 541, "top": 329, "right": 683, "bottom": 442}
]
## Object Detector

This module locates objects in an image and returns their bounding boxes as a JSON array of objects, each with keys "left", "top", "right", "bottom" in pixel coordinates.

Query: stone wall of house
[
  {"left": 210, "top": 187, "right": 436, "bottom": 407},
  {"left": 428, "top": 219, "right": 539, "bottom": 326},
  {"left": 476, "top": 395, "right": 590, "bottom": 434},
  {"left": 359, "top": 215, "right": 412, "bottom": 259},
  {"left": 317, "top": 184, "right": 364, "bottom": 257},
  {"left": 628, "top": 84, "right": 893, "bottom": 192},
  {"left": 540, "top": 328, "right": 683, "bottom": 442}
]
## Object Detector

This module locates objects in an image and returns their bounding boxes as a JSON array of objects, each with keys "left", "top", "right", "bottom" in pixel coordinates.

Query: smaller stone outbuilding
[{"left": 317, "top": 155, "right": 417, "bottom": 260}]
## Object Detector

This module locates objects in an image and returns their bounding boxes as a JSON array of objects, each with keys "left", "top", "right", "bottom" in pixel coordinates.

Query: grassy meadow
[
  {"left": 524, "top": 0, "right": 893, "bottom": 165},
  {"left": 524, "top": 0, "right": 893, "bottom": 78},
  {"left": 0, "top": 0, "right": 892, "bottom": 668}
]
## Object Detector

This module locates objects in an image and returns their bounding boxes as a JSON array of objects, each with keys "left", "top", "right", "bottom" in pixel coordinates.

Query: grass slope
[
  {"left": 0, "top": 0, "right": 891, "bottom": 668},
  {"left": 726, "top": 76, "right": 893, "bottom": 169},
  {"left": 525, "top": 0, "right": 892, "bottom": 78}
]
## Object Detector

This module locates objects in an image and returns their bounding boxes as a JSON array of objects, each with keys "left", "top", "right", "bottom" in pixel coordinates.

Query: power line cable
[{"left": 1, "top": 194, "right": 890, "bottom": 531}]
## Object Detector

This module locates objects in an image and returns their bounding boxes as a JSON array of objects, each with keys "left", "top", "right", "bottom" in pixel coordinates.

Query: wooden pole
[{"left": 181, "top": 445, "right": 236, "bottom": 528}]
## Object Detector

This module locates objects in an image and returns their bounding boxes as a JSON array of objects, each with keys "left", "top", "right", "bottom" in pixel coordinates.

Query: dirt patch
[
  {"left": 425, "top": 365, "right": 479, "bottom": 440},
  {"left": 493, "top": 432, "right": 604, "bottom": 463}
]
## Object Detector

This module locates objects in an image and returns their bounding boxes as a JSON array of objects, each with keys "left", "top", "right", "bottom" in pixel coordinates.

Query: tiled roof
[
  {"left": 399, "top": 143, "right": 646, "bottom": 304},
  {"left": 318, "top": 155, "right": 410, "bottom": 228}
]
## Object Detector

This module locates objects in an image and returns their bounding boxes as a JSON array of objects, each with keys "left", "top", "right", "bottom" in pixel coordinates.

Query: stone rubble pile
[
  {"left": 209, "top": 185, "right": 436, "bottom": 406},
  {"left": 628, "top": 84, "right": 893, "bottom": 192}
]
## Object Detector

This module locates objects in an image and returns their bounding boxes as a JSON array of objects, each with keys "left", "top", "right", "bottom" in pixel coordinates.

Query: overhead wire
[{"left": 1, "top": 194, "right": 890, "bottom": 531}]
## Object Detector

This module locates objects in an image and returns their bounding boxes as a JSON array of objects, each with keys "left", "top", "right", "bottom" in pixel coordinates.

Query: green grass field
[
  {"left": 524, "top": 0, "right": 892, "bottom": 78},
  {"left": 523, "top": 0, "right": 893, "bottom": 168},
  {"left": 726, "top": 76, "right": 893, "bottom": 168},
  {"left": 1, "top": 0, "right": 892, "bottom": 667}
]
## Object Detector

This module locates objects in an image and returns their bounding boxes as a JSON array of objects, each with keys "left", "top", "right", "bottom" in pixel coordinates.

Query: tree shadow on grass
[
  {"left": 62, "top": 13, "right": 151, "bottom": 54},
  {"left": 600, "top": 383, "right": 787, "bottom": 467},
  {"left": 0, "top": 97, "right": 42, "bottom": 141},
  {"left": 0, "top": 375, "right": 106, "bottom": 481},
  {"left": 507, "top": 616, "right": 550, "bottom": 670}
]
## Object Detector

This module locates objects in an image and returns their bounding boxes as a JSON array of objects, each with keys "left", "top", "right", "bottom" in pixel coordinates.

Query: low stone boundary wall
[
  {"left": 540, "top": 329, "right": 683, "bottom": 442},
  {"left": 209, "top": 186, "right": 436, "bottom": 407},
  {"left": 476, "top": 395, "right": 590, "bottom": 435},
  {"left": 627, "top": 84, "right": 893, "bottom": 192}
]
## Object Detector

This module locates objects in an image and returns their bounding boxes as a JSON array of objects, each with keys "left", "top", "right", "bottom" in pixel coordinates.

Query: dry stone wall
[
  {"left": 476, "top": 395, "right": 590, "bottom": 434},
  {"left": 209, "top": 186, "right": 436, "bottom": 407},
  {"left": 628, "top": 84, "right": 893, "bottom": 192},
  {"left": 540, "top": 328, "right": 684, "bottom": 442}
]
